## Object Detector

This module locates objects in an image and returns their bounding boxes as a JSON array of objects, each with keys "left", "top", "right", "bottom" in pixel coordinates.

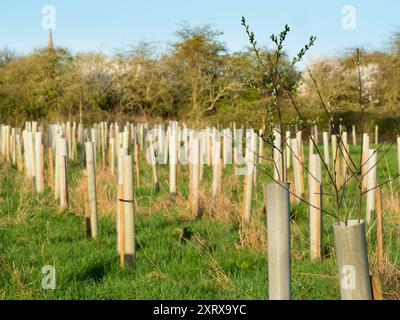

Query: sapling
[{"left": 241, "top": 18, "right": 399, "bottom": 300}]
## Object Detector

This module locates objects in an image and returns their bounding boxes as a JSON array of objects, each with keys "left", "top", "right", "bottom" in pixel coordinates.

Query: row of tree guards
[{"left": 0, "top": 120, "right": 396, "bottom": 300}]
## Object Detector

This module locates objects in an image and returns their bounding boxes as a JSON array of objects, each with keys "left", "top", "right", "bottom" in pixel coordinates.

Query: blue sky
[{"left": 0, "top": 0, "right": 399, "bottom": 66}]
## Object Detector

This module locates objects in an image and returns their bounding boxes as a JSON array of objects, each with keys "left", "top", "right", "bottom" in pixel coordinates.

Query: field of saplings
[{"left": 0, "top": 121, "right": 399, "bottom": 300}]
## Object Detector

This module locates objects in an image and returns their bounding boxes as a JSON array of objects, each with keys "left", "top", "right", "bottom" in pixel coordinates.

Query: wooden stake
[{"left": 371, "top": 275, "right": 383, "bottom": 300}]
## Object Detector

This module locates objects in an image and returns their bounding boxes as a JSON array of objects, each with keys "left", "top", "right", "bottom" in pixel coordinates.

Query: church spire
[{"left": 48, "top": 29, "right": 54, "bottom": 53}]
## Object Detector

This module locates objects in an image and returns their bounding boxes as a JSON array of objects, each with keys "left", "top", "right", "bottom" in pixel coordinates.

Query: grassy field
[{"left": 0, "top": 142, "right": 399, "bottom": 300}]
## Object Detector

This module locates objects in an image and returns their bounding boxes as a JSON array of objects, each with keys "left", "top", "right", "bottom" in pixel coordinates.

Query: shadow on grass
[{"left": 69, "top": 260, "right": 113, "bottom": 283}]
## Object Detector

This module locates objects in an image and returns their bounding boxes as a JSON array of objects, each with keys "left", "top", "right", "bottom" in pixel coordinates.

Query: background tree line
[{"left": 0, "top": 24, "right": 399, "bottom": 137}]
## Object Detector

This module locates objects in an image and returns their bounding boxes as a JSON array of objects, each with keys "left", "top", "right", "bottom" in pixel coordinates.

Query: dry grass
[
  {"left": 142, "top": 191, "right": 186, "bottom": 216},
  {"left": 0, "top": 166, "right": 52, "bottom": 228},
  {"left": 3, "top": 145, "right": 398, "bottom": 299},
  {"left": 383, "top": 194, "right": 400, "bottom": 222},
  {"left": 0, "top": 256, "right": 33, "bottom": 299},
  {"left": 371, "top": 262, "right": 400, "bottom": 300},
  {"left": 202, "top": 192, "right": 241, "bottom": 223},
  {"left": 368, "top": 193, "right": 400, "bottom": 299},
  {"left": 68, "top": 165, "right": 117, "bottom": 217},
  {"left": 192, "top": 235, "right": 234, "bottom": 292},
  {"left": 94, "top": 166, "right": 117, "bottom": 215},
  {"left": 68, "top": 171, "right": 85, "bottom": 217},
  {"left": 236, "top": 218, "right": 267, "bottom": 252},
  {"left": 146, "top": 270, "right": 169, "bottom": 281}
]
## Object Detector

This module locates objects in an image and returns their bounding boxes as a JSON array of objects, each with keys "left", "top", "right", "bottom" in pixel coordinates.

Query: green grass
[{"left": 0, "top": 142, "right": 399, "bottom": 300}]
